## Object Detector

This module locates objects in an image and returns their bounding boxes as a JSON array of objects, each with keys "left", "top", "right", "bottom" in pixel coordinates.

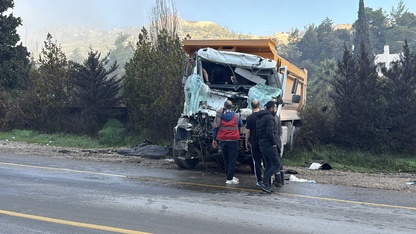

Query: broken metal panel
[
  {"left": 197, "top": 48, "right": 276, "bottom": 69},
  {"left": 234, "top": 67, "right": 266, "bottom": 84}
]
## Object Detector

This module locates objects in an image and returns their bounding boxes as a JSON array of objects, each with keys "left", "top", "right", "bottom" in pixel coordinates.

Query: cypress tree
[{"left": 353, "top": 0, "right": 373, "bottom": 58}]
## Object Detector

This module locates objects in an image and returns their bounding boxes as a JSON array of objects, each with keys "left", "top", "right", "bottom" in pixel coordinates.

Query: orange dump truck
[{"left": 173, "top": 39, "right": 308, "bottom": 169}]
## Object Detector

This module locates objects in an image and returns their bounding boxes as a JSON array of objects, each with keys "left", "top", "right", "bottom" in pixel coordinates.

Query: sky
[{"left": 12, "top": 0, "right": 416, "bottom": 37}]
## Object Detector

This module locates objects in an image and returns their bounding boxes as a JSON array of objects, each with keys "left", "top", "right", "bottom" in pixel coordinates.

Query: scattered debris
[
  {"left": 116, "top": 140, "right": 172, "bottom": 159},
  {"left": 284, "top": 169, "right": 298, "bottom": 174},
  {"left": 406, "top": 181, "right": 415, "bottom": 185},
  {"left": 289, "top": 175, "right": 316, "bottom": 183},
  {"left": 309, "top": 162, "right": 333, "bottom": 170}
]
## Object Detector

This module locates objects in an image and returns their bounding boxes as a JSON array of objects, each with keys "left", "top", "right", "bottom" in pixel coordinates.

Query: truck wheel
[{"left": 172, "top": 140, "right": 199, "bottom": 169}]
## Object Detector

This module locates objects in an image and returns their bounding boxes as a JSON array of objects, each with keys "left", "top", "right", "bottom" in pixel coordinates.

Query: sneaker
[
  {"left": 233, "top": 177, "right": 239, "bottom": 182},
  {"left": 226, "top": 178, "right": 239, "bottom": 185},
  {"left": 258, "top": 181, "right": 271, "bottom": 193},
  {"left": 256, "top": 181, "right": 260, "bottom": 188}
]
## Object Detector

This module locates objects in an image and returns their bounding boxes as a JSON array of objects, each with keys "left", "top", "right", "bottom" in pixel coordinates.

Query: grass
[
  {"left": 0, "top": 129, "right": 107, "bottom": 148},
  {"left": 283, "top": 144, "right": 416, "bottom": 174}
]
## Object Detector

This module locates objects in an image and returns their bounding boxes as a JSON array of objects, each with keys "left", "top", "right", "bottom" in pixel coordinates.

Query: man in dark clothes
[
  {"left": 212, "top": 100, "right": 243, "bottom": 185},
  {"left": 256, "top": 101, "right": 282, "bottom": 193},
  {"left": 245, "top": 99, "right": 263, "bottom": 187}
]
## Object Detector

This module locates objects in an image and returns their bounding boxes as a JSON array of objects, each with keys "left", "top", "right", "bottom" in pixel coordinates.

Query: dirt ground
[{"left": 0, "top": 140, "right": 415, "bottom": 192}]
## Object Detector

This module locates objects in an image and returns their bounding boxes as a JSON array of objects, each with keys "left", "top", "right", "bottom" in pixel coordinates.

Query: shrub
[{"left": 97, "top": 119, "right": 127, "bottom": 146}]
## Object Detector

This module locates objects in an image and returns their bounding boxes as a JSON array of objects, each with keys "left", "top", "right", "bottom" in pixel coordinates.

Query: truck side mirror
[{"left": 291, "top": 78, "right": 299, "bottom": 94}]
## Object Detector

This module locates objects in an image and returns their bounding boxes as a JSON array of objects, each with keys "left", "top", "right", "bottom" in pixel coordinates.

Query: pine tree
[
  {"left": 384, "top": 40, "right": 416, "bottom": 152},
  {"left": 124, "top": 27, "right": 154, "bottom": 136},
  {"left": 71, "top": 50, "right": 122, "bottom": 135},
  {"left": 0, "top": 0, "right": 30, "bottom": 90},
  {"left": 331, "top": 42, "right": 387, "bottom": 151},
  {"left": 31, "top": 33, "right": 72, "bottom": 132}
]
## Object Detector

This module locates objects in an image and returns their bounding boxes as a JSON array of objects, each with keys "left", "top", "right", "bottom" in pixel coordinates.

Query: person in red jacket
[{"left": 212, "top": 100, "right": 243, "bottom": 185}]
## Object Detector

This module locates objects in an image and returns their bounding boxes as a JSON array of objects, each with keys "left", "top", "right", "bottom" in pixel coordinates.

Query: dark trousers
[
  {"left": 259, "top": 146, "right": 282, "bottom": 186},
  {"left": 220, "top": 140, "right": 238, "bottom": 180},
  {"left": 251, "top": 141, "right": 263, "bottom": 182}
]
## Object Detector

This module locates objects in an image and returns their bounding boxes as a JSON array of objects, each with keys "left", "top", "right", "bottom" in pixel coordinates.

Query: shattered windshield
[{"left": 182, "top": 48, "right": 282, "bottom": 116}]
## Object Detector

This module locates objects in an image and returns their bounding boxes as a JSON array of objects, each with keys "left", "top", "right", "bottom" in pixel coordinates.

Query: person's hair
[
  {"left": 251, "top": 99, "right": 260, "bottom": 109},
  {"left": 224, "top": 100, "right": 233, "bottom": 109},
  {"left": 265, "top": 101, "right": 276, "bottom": 110}
]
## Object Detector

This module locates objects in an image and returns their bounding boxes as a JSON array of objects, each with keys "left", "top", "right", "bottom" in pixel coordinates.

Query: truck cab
[{"left": 173, "top": 39, "right": 307, "bottom": 169}]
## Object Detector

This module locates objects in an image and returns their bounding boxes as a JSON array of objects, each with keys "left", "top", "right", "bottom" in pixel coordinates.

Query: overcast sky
[{"left": 13, "top": 0, "right": 416, "bottom": 36}]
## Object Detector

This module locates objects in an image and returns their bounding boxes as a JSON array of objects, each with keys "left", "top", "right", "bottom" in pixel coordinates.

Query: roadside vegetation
[{"left": 284, "top": 146, "right": 416, "bottom": 173}]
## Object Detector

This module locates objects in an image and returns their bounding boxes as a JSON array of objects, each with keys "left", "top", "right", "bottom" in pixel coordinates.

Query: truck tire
[{"left": 172, "top": 139, "right": 199, "bottom": 169}]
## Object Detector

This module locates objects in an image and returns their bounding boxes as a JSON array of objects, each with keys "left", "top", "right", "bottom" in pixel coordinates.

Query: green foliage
[
  {"left": 0, "top": 89, "right": 39, "bottom": 130},
  {"left": 296, "top": 102, "right": 334, "bottom": 151},
  {"left": 97, "top": 119, "right": 127, "bottom": 146},
  {"left": 307, "top": 58, "right": 337, "bottom": 104},
  {"left": 284, "top": 145, "right": 416, "bottom": 173},
  {"left": 331, "top": 43, "right": 387, "bottom": 151},
  {"left": 353, "top": 0, "right": 373, "bottom": 57},
  {"left": 0, "top": 129, "right": 104, "bottom": 148},
  {"left": 31, "top": 33, "right": 73, "bottom": 132},
  {"left": 366, "top": 7, "right": 388, "bottom": 54},
  {"left": 0, "top": 0, "right": 30, "bottom": 90},
  {"left": 71, "top": 50, "right": 123, "bottom": 135},
  {"left": 384, "top": 40, "right": 416, "bottom": 153},
  {"left": 124, "top": 27, "right": 186, "bottom": 143}
]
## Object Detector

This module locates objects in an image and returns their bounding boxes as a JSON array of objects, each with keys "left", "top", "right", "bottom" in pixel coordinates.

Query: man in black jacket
[{"left": 256, "top": 101, "right": 282, "bottom": 193}]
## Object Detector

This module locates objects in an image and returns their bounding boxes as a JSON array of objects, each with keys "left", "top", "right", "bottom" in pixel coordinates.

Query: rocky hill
[{"left": 24, "top": 19, "right": 291, "bottom": 60}]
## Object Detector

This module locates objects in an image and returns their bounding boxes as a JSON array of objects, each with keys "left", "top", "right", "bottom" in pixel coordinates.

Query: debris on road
[
  {"left": 116, "top": 140, "right": 171, "bottom": 159},
  {"left": 309, "top": 162, "right": 333, "bottom": 170}
]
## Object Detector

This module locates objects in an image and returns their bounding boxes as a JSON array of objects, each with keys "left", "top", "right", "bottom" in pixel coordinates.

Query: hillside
[{"left": 23, "top": 19, "right": 290, "bottom": 60}]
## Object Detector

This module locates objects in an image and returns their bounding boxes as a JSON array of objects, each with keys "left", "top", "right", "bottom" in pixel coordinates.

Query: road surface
[{"left": 0, "top": 152, "right": 415, "bottom": 233}]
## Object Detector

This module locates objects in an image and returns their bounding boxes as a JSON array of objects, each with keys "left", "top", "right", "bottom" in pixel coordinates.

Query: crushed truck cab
[{"left": 173, "top": 39, "right": 307, "bottom": 169}]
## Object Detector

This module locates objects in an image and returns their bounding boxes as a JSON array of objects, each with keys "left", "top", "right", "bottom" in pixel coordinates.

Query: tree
[
  {"left": 71, "top": 50, "right": 122, "bottom": 135},
  {"left": 307, "top": 58, "right": 337, "bottom": 105},
  {"left": 331, "top": 42, "right": 386, "bottom": 151},
  {"left": 297, "top": 24, "right": 319, "bottom": 63},
  {"left": 124, "top": 0, "right": 187, "bottom": 142},
  {"left": 109, "top": 33, "right": 134, "bottom": 77},
  {"left": 366, "top": 7, "right": 388, "bottom": 54},
  {"left": 384, "top": 40, "right": 416, "bottom": 152},
  {"left": 31, "top": 33, "right": 73, "bottom": 132},
  {"left": 149, "top": 0, "right": 178, "bottom": 43},
  {"left": 353, "top": 0, "right": 373, "bottom": 58},
  {"left": 390, "top": 0, "right": 408, "bottom": 27},
  {"left": 0, "top": 0, "right": 30, "bottom": 90},
  {"left": 278, "top": 28, "right": 301, "bottom": 65},
  {"left": 124, "top": 28, "right": 155, "bottom": 137},
  {"left": 69, "top": 48, "right": 84, "bottom": 64}
]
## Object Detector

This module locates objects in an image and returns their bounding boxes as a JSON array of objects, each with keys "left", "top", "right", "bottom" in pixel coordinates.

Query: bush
[{"left": 97, "top": 119, "right": 127, "bottom": 146}]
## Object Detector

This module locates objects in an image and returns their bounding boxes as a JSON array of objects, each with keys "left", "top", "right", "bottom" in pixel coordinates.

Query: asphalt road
[{"left": 0, "top": 152, "right": 415, "bottom": 234}]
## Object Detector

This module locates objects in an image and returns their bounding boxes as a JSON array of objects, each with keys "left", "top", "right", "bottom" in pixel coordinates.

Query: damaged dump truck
[{"left": 173, "top": 39, "right": 308, "bottom": 169}]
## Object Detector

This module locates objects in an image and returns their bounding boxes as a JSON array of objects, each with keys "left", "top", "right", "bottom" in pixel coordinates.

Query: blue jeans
[{"left": 220, "top": 141, "right": 238, "bottom": 180}]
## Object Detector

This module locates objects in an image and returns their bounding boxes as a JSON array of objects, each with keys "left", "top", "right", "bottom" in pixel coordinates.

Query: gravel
[{"left": 1, "top": 140, "right": 415, "bottom": 192}]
